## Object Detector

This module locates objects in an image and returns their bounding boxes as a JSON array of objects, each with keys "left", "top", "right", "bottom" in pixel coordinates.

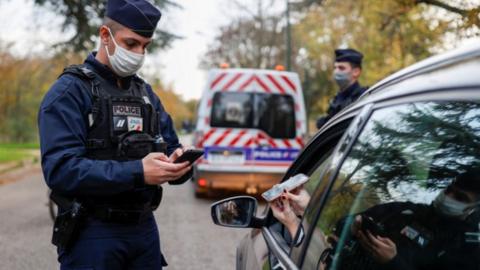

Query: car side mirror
[{"left": 211, "top": 196, "right": 264, "bottom": 228}]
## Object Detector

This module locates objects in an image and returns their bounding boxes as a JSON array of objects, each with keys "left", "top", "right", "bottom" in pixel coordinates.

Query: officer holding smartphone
[{"left": 38, "top": 0, "right": 192, "bottom": 269}]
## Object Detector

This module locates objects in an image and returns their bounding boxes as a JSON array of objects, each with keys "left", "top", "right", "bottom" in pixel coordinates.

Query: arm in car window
[{"left": 270, "top": 186, "right": 311, "bottom": 244}]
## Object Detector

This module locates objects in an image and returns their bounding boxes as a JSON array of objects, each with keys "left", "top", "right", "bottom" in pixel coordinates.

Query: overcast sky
[{"left": 0, "top": 0, "right": 244, "bottom": 100}]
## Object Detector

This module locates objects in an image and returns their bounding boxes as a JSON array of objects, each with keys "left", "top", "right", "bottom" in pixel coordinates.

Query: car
[{"left": 210, "top": 43, "right": 480, "bottom": 270}]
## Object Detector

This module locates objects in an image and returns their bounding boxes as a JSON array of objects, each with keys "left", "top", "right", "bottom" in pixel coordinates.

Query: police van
[{"left": 192, "top": 66, "right": 307, "bottom": 197}]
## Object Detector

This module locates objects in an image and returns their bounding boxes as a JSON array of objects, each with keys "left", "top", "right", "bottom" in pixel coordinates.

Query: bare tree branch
[{"left": 415, "top": 0, "right": 480, "bottom": 26}]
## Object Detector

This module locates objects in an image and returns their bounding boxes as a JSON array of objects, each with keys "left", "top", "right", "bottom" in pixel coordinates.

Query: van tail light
[{"left": 198, "top": 178, "right": 207, "bottom": 187}]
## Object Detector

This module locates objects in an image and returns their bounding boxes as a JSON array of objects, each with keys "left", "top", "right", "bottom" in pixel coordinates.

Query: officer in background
[
  {"left": 316, "top": 49, "right": 368, "bottom": 129},
  {"left": 38, "top": 0, "right": 191, "bottom": 269}
]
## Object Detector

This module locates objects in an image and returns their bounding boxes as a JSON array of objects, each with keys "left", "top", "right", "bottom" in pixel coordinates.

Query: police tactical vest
[{"left": 61, "top": 65, "right": 160, "bottom": 161}]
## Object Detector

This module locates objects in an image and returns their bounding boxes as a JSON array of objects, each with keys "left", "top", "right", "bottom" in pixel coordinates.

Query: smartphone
[
  {"left": 173, "top": 149, "right": 204, "bottom": 164},
  {"left": 261, "top": 174, "right": 309, "bottom": 201},
  {"left": 360, "top": 215, "right": 385, "bottom": 236}
]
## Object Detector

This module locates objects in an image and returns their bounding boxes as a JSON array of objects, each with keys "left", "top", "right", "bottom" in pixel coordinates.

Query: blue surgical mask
[
  {"left": 433, "top": 191, "right": 478, "bottom": 219},
  {"left": 333, "top": 71, "right": 352, "bottom": 90},
  {"left": 105, "top": 28, "right": 146, "bottom": 77}
]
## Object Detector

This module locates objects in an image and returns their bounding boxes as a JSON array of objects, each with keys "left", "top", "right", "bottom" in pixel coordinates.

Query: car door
[
  {"left": 298, "top": 98, "right": 480, "bottom": 270},
  {"left": 254, "top": 114, "right": 361, "bottom": 270}
]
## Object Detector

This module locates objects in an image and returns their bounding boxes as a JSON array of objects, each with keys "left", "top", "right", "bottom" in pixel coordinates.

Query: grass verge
[{"left": 0, "top": 143, "right": 38, "bottom": 164}]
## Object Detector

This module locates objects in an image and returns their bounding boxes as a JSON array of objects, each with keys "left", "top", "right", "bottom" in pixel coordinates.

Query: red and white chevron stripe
[
  {"left": 209, "top": 72, "right": 298, "bottom": 95},
  {"left": 197, "top": 128, "right": 304, "bottom": 149},
  {"left": 205, "top": 72, "right": 304, "bottom": 132},
  {"left": 196, "top": 69, "right": 307, "bottom": 148}
]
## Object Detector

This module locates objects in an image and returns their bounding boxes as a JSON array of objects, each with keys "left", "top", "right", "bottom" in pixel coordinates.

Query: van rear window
[
  {"left": 211, "top": 92, "right": 253, "bottom": 128},
  {"left": 210, "top": 92, "right": 296, "bottom": 138}
]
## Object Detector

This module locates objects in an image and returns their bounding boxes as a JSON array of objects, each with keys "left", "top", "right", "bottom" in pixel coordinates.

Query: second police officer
[
  {"left": 316, "top": 48, "right": 368, "bottom": 129},
  {"left": 38, "top": 0, "right": 191, "bottom": 269}
]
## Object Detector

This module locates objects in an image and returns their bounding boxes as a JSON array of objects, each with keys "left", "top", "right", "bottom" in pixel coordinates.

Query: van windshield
[{"left": 210, "top": 92, "right": 296, "bottom": 139}]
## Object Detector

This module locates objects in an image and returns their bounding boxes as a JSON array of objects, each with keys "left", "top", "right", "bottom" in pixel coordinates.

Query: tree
[
  {"left": 0, "top": 45, "right": 80, "bottom": 142},
  {"left": 33, "top": 0, "right": 181, "bottom": 53},
  {"left": 200, "top": 0, "right": 285, "bottom": 69},
  {"left": 303, "top": 0, "right": 480, "bottom": 31},
  {"left": 293, "top": 0, "right": 462, "bottom": 118},
  {"left": 201, "top": 0, "right": 479, "bottom": 122},
  {"left": 0, "top": 45, "right": 196, "bottom": 142},
  {"left": 149, "top": 79, "right": 195, "bottom": 131}
]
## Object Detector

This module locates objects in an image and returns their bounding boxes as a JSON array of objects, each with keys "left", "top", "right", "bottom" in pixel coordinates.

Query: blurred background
[{"left": 0, "top": 0, "right": 478, "bottom": 269}]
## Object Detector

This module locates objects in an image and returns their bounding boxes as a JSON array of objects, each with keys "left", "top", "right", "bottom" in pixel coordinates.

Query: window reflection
[{"left": 303, "top": 101, "right": 480, "bottom": 270}]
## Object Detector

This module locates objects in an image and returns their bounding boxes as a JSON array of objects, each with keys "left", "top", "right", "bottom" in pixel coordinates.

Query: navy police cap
[
  {"left": 106, "top": 0, "right": 161, "bottom": 38},
  {"left": 335, "top": 48, "right": 363, "bottom": 67}
]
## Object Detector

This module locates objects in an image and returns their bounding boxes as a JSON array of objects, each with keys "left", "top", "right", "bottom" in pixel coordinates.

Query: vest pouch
[{"left": 118, "top": 131, "right": 154, "bottom": 160}]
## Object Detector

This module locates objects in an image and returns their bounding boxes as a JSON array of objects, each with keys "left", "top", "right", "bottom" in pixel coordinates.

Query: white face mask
[
  {"left": 433, "top": 191, "right": 479, "bottom": 219},
  {"left": 105, "top": 28, "right": 146, "bottom": 77}
]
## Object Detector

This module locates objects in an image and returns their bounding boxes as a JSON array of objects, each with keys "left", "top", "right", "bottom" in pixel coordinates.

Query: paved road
[{"left": 0, "top": 135, "right": 251, "bottom": 270}]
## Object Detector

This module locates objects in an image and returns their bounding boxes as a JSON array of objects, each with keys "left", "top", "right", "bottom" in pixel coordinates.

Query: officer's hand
[
  {"left": 142, "top": 153, "right": 191, "bottom": 185},
  {"left": 169, "top": 147, "right": 194, "bottom": 163},
  {"left": 168, "top": 147, "right": 184, "bottom": 162},
  {"left": 357, "top": 230, "right": 397, "bottom": 264}
]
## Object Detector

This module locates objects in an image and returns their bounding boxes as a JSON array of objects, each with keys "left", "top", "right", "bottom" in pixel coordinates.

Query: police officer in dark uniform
[
  {"left": 326, "top": 168, "right": 480, "bottom": 270},
  {"left": 38, "top": 1, "right": 192, "bottom": 269},
  {"left": 316, "top": 48, "right": 368, "bottom": 129}
]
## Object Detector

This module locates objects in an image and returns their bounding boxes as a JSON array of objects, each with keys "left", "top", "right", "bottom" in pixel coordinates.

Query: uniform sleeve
[
  {"left": 38, "top": 76, "right": 144, "bottom": 197},
  {"left": 145, "top": 84, "right": 182, "bottom": 156}
]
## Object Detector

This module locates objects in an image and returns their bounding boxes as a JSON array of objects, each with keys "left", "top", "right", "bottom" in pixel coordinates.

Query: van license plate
[{"left": 208, "top": 153, "right": 245, "bottom": 164}]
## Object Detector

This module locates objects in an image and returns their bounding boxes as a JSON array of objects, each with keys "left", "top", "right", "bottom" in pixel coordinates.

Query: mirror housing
[{"left": 211, "top": 196, "right": 264, "bottom": 228}]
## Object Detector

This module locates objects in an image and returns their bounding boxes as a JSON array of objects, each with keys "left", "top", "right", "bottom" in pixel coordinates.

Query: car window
[
  {"left": 302, "top": 101, "right": 480, "bottom": 270},
  {"left": 267, "top": 150, "right": 335, "bottom": 270},
  {"left": 292, "top": 150, "right": 335, "bottom": 239}
]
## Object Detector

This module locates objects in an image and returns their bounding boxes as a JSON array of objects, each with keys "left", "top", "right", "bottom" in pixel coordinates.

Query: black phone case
[
  {"left": 174, "top": 149, "right": 204, "bottom": 164},
  {"left": 361, "top": 215, "right": 384, "bottom": 236}
]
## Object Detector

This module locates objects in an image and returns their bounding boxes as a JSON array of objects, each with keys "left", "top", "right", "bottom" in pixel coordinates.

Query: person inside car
[{"left": 323, "top": 167, "right": 480, "bottom": 270}]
